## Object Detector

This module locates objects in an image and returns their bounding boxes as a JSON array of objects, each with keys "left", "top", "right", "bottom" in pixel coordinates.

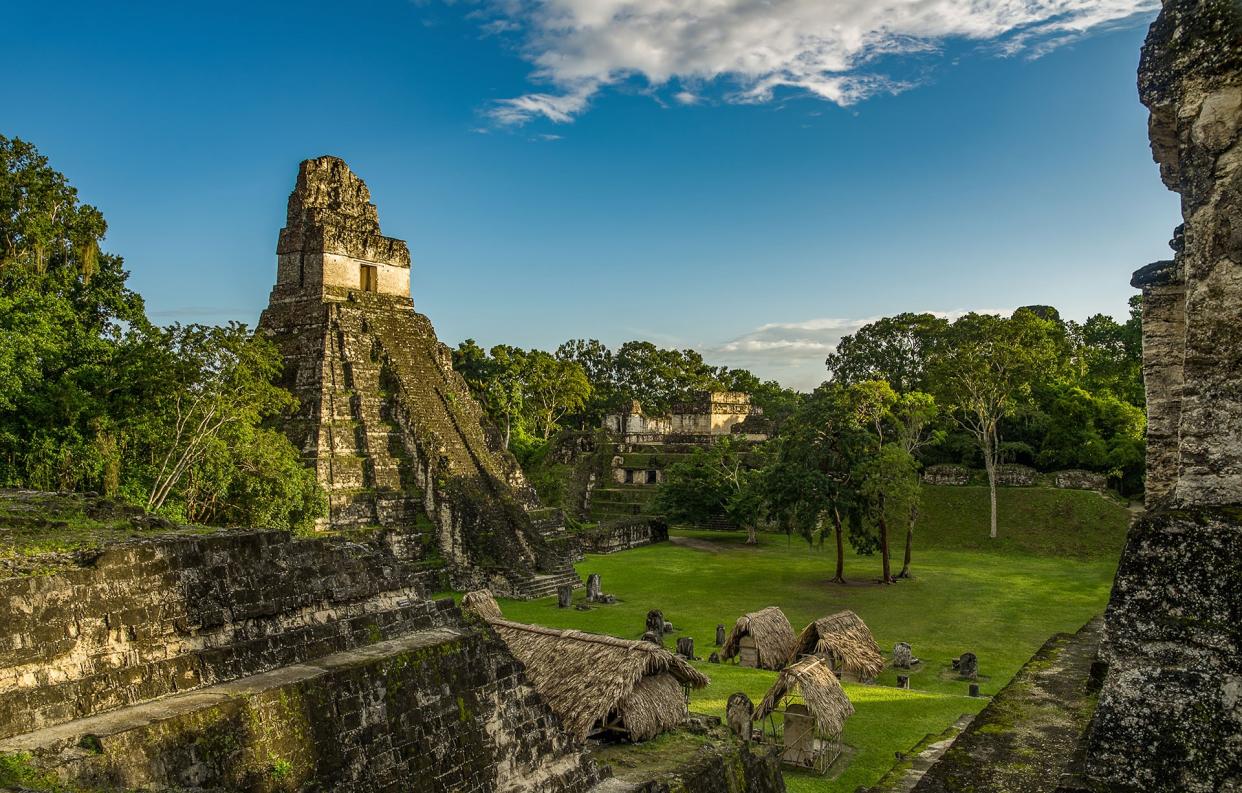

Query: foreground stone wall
[
  {"left": 0, "top": 529, "right": 449, "bottom": 741},
  {"left": 5, "top": 622, "right": 601, "bottom": 793},
  {"left": 1083, "top": 3, "right": 1242, "bottom": 791}
]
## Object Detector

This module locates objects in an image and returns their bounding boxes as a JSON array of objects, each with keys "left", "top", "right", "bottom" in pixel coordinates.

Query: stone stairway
[{"left": 512, "top": 570, "right": 585, "bottom": 600}]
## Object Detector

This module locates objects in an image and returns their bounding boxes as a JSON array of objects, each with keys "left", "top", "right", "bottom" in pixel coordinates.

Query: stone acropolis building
[{"left": 259, "top": 157, "right": 578, "bottom": 598}]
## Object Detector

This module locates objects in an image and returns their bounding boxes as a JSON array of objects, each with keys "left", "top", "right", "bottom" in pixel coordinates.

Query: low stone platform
[{"left": 909, "top": 616, "right": 1104, "bottom": 793}]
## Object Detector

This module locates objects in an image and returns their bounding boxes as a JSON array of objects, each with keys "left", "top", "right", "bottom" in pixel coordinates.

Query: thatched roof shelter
[
  {"left": 755, "top": 656, "right": 855, "bottom": 773},
  {"left": 461, "top": 589, "right": 503, "bottom": 621},
  {"left": 721, "top": 606, "right": 797, "bottom": 670},
  {"left": 794, "top": 610, "right": 884, "bottom": 681},
  {"left": 488, "top": 618, "right": 710, "bottom": 741},
  {"left": 755, "top": 656, "right": 855, "bottom": 737}
]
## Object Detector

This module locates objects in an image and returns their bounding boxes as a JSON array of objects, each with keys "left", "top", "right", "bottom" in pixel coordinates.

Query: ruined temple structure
[
  {"left": 559, "top": 391, "right": 770, "bottom": 526},
  {"left": 1081, "top": 1, "right": 1242, "bottom": 789},
  {"left": 258, "top": 157, "right": 578, "bottom": 598},
  {"left": 603, "top": 391, "right": 771, "bottom": 447}
]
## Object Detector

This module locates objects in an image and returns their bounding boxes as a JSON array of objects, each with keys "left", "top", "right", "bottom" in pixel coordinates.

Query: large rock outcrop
[
  {"left": 258, "top": 157, "right": 579, "bottom": 598},
  {"left": 1083, "top": 2, "right": 1242, "bottom": 791}
]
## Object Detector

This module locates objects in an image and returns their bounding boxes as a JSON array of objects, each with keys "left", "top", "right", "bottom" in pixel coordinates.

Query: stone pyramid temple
[{"left": 259, "top": 156, "right": 579, "bottom": 598}]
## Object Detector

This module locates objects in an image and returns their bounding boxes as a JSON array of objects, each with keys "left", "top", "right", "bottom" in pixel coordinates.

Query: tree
[
  {"left": 521, "top": 351, "right": 591, "bottom": 440},
  {"left": 556, "top": 339, "right": 617, "bottom": 428},
  {"left": 718, "top": 368, "right": 804, "bottom": 430},
  {"left": 612, "top": 341, "right": 724, "bottom": 416},
  {"left": 857, "top": 443, "right": 920, "bottom": 584},
  {"left": 826, "top": 313, "right": 949, "bottom": 392},
  {"left": 890, "top": 392, "right": 939, "bottom": 577},
  {"left": 928, "top": 310, "right": 1066, "bottom": 539},
  {"left": 0, "top": 136, "right": 326, "bottom": 531},
  {"left": 135, "top": 323, "right": 307, "bottom": 513},
  {"left": 1075, "top": 296, "right": 1144, "bottom": 406},
  {"left": 763, "top": 383, "right": 868, "bottom": 581},
  {"left": 0, "top": 135, "right": 148, "bottom": 493},
  {"left": 656, "top": 436, "right": 766, "bottom": 543}
]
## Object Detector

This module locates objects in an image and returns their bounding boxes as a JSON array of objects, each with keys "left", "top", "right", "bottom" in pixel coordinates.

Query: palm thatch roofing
[
  {"left": 794, "top": 610, "right": 885, "bottom": 681},
  {"left": 488, "top": 618, "right": 710, "bottom": 741},
  {"left": 461, "top": 589, "right": 503, "bottom": 621},
  {"left": 755, "top": 656, "right": 855, "bottom": 738},
  {"left": 720, "top": 606, "right": 798, "bottom": 670}
]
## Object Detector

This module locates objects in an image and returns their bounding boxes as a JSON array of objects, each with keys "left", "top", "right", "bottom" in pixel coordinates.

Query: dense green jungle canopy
[{"left": 0, "top": 136, "right": 323, "bottom": 531}]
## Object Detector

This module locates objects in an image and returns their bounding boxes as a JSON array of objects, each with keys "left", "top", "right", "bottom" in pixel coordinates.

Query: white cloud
[
  {"left": 673, "top": 90, "right": 701, "bottom": 105},
  {"left": 707, "top": 308, "right": 1010, "bottom": 389},
  {"left": 482, "top": 0, "right": 1157, "bottom": 124}
]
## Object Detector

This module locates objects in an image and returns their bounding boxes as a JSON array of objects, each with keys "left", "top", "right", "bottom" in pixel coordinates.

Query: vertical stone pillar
[{"left": 1132, "top": 260, "right": 1185, "bottom": 508}]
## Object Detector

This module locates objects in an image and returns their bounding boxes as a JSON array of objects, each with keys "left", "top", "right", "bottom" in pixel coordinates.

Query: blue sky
[{"left": 3, "top": 1, "right": 1176, "bottom": 389}]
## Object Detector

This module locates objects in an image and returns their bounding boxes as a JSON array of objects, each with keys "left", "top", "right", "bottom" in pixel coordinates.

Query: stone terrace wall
[
  {"left": 0, "top": 530, "right": 453, "bottom": 740},
  {"left": 7, "top": 624, "right": 601, "bottom": 793}
]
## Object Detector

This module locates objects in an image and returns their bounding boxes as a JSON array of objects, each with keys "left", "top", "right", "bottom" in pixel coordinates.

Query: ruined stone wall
[
  {"left": 604, "top": 392, "right": 768, "bottom": 444},
  {"left": 578, "top": 517, "right": 669, "bottom": 554},
  {"left": 0, "top": 530, "right": 452, "bottom": 741},
  {"left": 6, "top": 620, "right": 601, "bottom": 793},
  {"left": 1083, "top": 3, "right": 1242, "bottom": 790}
]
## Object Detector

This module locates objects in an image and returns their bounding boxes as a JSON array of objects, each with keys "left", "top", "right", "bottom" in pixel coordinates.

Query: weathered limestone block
[
  {"left": 924, "top": 467, "right": 968, "bottom": 484},
  {"left": 893, "top": 642, "right": 915, "bottom": 669},
  {"left": 578, "top": 518, "right": 669, "bottom": 554},
  {"left": 921, "top": 464, "right": 970, "bottom": 486},
  {"left": 956, "top": 652, "right": 978, "bottom": 680},
  {"left": 676, "top": 637, "right": 696, "bottom": 659}
]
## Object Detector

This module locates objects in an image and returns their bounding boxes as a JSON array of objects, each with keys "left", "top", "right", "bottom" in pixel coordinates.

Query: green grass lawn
[{"left": 486, "top": 485, "right": 1131, "bottom": 793}]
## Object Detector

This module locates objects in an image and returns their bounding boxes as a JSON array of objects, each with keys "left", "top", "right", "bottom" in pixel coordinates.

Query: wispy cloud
[
  {"left": 707, "top": 309, "right": 1010, "bottom": 389},
  {"left": 480, "top": 0, "right": 1158, "bottom": 124}
]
